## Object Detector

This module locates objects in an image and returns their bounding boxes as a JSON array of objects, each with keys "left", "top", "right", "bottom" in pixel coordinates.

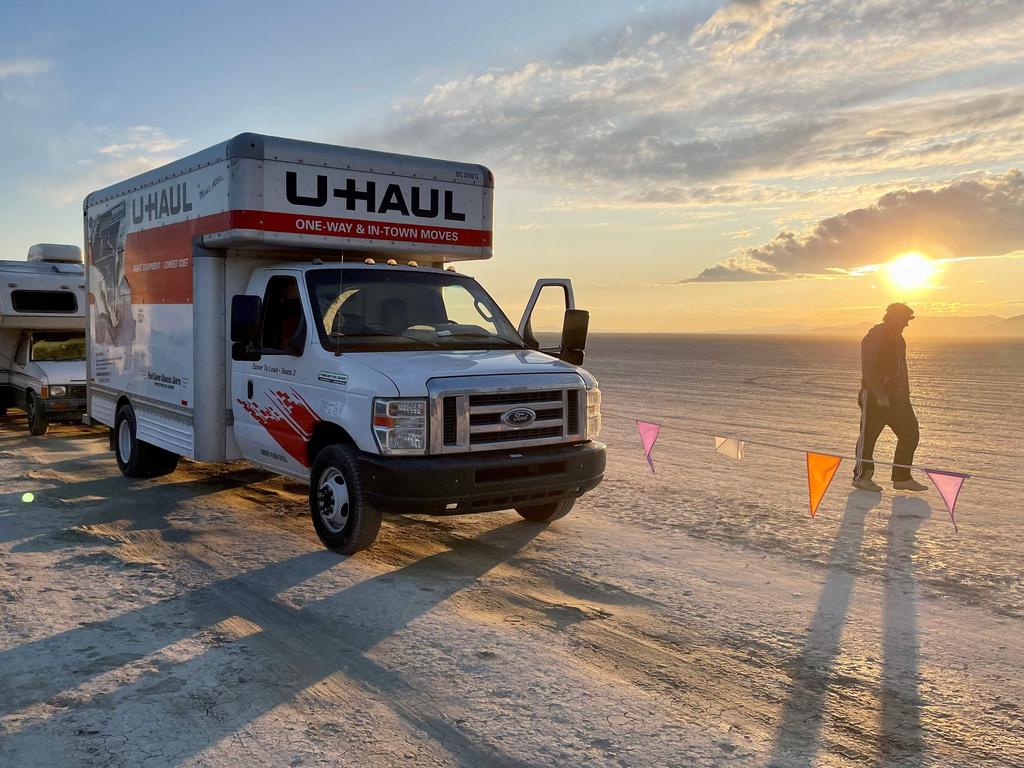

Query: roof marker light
[
  {"left": 408, "top": 260, "right": 418, "bottom": 267},
  {"left": 386, "top": 259, "right": 398, "bottom": 266},
  {"left": 364, "top": 258, "right": 375, "bottom": 265}
]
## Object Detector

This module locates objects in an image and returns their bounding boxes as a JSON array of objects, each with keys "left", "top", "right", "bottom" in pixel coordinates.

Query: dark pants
[{"left": 854, "top": 390, "right": 919, "bottom": 481}]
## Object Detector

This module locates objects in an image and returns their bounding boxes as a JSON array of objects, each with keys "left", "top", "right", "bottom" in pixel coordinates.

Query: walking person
[{"left": 853, "top": 303, "right": 928, "bottom": 492}]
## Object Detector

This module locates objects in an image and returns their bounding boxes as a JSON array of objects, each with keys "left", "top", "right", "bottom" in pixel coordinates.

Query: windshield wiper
[
  {"left": 330, "top": 331, "right": 440, "bottom": 350},
  {"left": 438, "top": 332, "right": 525, "bottom": 348}
]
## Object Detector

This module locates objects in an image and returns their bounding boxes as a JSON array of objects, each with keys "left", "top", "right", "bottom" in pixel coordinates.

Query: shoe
[
  {"left": 893, "top": 479, "right": 928, "bottom": 492},
  {"left": 852, "top": 478, "right": 883, "bottom": 492}
]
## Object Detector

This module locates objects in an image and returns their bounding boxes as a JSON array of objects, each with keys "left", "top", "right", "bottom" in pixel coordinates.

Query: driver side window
[{"left": 261, "top": 276, "right": 306, "bottom": 356}]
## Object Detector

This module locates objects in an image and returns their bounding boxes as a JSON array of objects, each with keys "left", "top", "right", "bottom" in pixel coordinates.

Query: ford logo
[{"left": 501, "top": 407, "right": 536, "bottom": 427}]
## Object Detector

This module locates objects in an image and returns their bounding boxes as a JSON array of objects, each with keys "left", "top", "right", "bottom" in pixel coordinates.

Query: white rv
[
  {"left": 0, "top": 245, "right": 87, "bottom": 435},
  {"left": 84, "top": 133, "right": 604, "bottom": 553}
]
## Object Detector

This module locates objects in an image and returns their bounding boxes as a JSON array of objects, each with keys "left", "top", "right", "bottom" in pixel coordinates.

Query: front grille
[
  {"left": 442, "top": 397, "right": 457, "bottom": 445},
  {"left": 470, "top": 390, "right": 562, "bottom": 407},
  {"left": 567, "top": 391, "right": 580, "bottom": 434},
  {"left": 430, "top": 379, "right": 586, "bottom": 454},
  {"left": 467, "top": 388, "right": 569, "bottom": 448},
  {"left": 68, "top": 385, "right": 87, "bottom": 399}
]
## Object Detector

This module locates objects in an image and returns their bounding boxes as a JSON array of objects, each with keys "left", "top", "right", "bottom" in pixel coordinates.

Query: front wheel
[
  {"left": 26, "top": 392, "right": 49, "bottom": 436},
  {"left": 310, "top": 445, "right": 382, "bottom": 554},
  {"left": 516, "top": 496, "right": 576, "bottom": 523}
]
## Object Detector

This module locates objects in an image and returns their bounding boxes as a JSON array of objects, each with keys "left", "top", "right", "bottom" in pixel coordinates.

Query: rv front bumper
[
  {"left": 358, "top": 441, "right": 606, "bottom": 515},
  {"left": 39, "top": 397, "right": 87, "bottom": 419}
]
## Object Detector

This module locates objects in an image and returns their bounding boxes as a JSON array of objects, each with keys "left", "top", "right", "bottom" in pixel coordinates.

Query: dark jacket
[{"left": 861, "top": 323, "right": 909, "bottom": 402}]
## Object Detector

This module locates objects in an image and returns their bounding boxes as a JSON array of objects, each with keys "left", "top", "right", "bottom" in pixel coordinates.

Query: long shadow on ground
[{"left": 0, "top": 514, "right": 543, "bottom": 767}]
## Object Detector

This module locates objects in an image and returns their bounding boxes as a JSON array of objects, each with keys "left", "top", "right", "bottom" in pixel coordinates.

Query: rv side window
[
  {"left": 11, "top": 290, "right": 78, "bottom": 314},
  {"left": 260, "top": 276, "right": 306, "bottom": 356}
]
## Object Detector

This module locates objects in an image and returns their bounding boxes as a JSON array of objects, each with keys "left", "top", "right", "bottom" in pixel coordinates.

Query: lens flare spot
[{"left": 21, "top": 492, "right": 34, "bottom": 503}]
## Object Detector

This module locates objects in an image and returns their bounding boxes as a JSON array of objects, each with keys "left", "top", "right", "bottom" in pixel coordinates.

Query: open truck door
[{"left": 518, "top": 279, "right": 590, "bottom": 366}]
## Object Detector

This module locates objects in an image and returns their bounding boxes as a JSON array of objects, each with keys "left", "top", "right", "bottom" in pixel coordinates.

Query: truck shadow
[
  {"left": 1, "top": 467, "right": 268, "bottom": 547},
  {"left": 0, "top": 518, "right": 543, "bottom": 767},
  {"left": 768, "top": 490, "right": 877, "bottom": 766}
]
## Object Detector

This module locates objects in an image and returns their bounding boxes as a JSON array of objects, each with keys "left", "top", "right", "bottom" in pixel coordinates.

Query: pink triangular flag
[
  {"left": 636, "top": 420, "right": 661, "bottom": 474},
  {"left": 925, "top": 470, "right": 968, "bottom": 533}
]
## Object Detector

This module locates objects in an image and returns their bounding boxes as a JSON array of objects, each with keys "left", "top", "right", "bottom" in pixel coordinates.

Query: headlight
[
  {"left": 48, "top": 385, "right": 66, "bottom": 398},
  {"left": 585, "top": 387, "right": 602, "bottom": 439},
  {"left": 373, "top": 399, "right": 428, "bottom": 455}
]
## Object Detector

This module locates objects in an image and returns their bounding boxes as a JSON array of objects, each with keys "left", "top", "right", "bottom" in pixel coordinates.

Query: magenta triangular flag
[
  {"left": 636, "top": 420, "right": 661, "bottom": 474},
  {"left": 925, "top": 469, "right": 968, "bottom": 533}
]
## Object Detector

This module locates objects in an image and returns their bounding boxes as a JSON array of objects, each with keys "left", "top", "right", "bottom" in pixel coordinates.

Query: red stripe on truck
[
  {"left": 111, "top": 209, "right": 491, "bottom": 307},
  {"left": 229, "top": 210, "right": 492, "bottom": 248},
  {"left": 122, "top": 213, "right": 232, "bottom": 305}
]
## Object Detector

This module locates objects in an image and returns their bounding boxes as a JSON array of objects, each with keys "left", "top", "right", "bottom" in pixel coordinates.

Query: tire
[
  {"left": 516, "top": 496, "right": 576, "bottom": 523},
  {"left": 309, "top": 444, "right": 382, "bottom": 554},
  {"left": 114, "top": 404, "right": 180, "bottom": 479},
  {"left": 26, "top": 392, "right": 49, "bottom": 436}
]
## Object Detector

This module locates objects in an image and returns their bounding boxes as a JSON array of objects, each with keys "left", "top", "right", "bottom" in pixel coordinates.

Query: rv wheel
[
  {"left": 516, "top": 496, "right": 576, "bottom": 523},
  {"left": 310, "top": 444, "right": 382, "bottom": 554},
  {"left": 114, "top": 404, "right": 180, "bottom": 479},
  {"left": 26, "top": 392, "right": 49, "bottom": 436}
]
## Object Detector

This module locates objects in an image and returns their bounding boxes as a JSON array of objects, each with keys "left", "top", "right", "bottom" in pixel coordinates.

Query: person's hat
[{"left": 884, "top": 302, "right": 915, "bottom": 321}]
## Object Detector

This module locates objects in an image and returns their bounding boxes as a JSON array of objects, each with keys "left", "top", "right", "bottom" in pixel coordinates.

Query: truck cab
[
  {"left": 228, "top": 261, "right": 603, "bottom": 548},
  {"left": 84, "top": 133, "right": 605, "bottom": 553},
  {"left": 0, "top": 245, "right": 87, "bottom": 435}
]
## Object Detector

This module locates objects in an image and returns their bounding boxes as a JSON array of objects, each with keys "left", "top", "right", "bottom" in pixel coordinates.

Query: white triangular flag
[{"left": 714, "top": 436, "right": 745, "bottom": 460}]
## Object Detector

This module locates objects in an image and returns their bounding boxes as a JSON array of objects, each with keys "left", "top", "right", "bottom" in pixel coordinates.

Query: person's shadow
[
  {"left": 768, "top": 490, "right": 877, "bottom": 766},
  {"left": 878, "top": 495, "right": 930, "bottom": 766},
  {"left": 769, "top": 491, "right": 931, "bottom": 767}
]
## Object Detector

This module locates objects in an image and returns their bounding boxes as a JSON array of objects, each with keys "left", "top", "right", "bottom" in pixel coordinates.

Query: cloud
[
  {"left": 366, "top": 1, "right": 1024, "bottom": 208},
  {"left": 680, "top": 259, "right": 787, "bottom": 283},
  {"left": 0, "top": 58, "right": 52, "bottom": 78},
  {"left": 687, "top": 170, "right": 1024, "bottom": 280},
  {"left": 37, "top": 126, "right": 190, "bottom": 207},
  {"left": 96, "top": 126, "right": 187, "bottom": 158}
]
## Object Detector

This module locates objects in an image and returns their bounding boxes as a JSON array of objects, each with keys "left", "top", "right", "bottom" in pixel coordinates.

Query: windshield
[
  {"left": 31, "top": 332, "right": 86, "bottom": 362},
  {"left": 305, "top": 268, "right": 525, "bottom": 352}
]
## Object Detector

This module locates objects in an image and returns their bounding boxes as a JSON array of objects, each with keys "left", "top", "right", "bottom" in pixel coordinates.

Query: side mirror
[
  {"left": 558, "top": 309, "right": 589, "bottom": 366},
  {"left": 231, "top": 295, "right": 262, "bottom": 361},
  {"left": 231, "top": 295, "right": 262, "bottom": 343}
]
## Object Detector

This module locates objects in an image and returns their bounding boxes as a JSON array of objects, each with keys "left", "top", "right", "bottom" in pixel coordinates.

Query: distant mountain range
[{"left": 723, "top": 314, "right": 1024, "bottom": 337}]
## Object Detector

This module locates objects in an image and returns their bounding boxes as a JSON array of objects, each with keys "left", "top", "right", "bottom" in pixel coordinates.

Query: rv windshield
[
  {"left": 31, "top": 332, "right": 86, "bottom": 362},
  {"left": 305, "top": 268, "right": 526, "bottom": 352}
]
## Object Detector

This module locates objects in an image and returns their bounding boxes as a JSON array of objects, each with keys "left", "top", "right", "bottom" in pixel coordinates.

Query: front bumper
[
  {"left": 358, "top": 441, "right": 606, "bottom": 515},
  {"left": 39, "top": 398, "right": 87, "bottom": 420}
]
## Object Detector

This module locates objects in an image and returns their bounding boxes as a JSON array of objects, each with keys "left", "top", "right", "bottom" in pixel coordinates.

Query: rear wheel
[
  {"left": 26, "top": 392, "right": 49, "bottom": 436},
  {"left": 516, "top": 496, "right": 576, "bottom": 523},
  {"left": 114, "top": 404, "right": 180, "bottom": 478},
  {"left": 310, "top": 444, "right": 382, "bottom": 554}
]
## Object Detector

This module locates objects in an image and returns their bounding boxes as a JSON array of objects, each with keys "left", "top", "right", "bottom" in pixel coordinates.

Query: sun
[{"left": 884, "top": 251, "right": 937, "bottom": 292}]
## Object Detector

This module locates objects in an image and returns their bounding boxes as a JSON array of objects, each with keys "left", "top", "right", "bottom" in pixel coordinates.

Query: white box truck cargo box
[{"left": 85, "top": 133, "right": 603, "bottom": 554}]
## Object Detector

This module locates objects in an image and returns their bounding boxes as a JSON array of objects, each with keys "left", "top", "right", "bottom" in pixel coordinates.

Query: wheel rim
[
  {"left": 118, "top": 420, "right": 132, "bottom": 463},
  {"left": 26, "top": 398, "right": 35, "bottom": 422},
  {"left": 317, "top": 467, "right": 350, "bottom": 534}
]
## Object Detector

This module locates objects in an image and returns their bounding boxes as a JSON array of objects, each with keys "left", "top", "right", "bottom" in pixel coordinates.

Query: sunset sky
[{"left": 2, "top": 0, "right": 1022, "bottom": 332}]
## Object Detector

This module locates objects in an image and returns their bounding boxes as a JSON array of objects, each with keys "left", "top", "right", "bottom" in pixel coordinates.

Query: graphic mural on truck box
[{"left": 86, "top": 165, "right": 227, "bottom": 409}]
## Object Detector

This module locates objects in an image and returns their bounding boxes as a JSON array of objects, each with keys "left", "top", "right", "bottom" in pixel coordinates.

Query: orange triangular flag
[{"left": 806, "top": 452, "right": 842, "bottom": 518}]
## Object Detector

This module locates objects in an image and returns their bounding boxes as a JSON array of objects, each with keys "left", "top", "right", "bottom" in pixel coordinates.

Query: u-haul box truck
[
  {"left": 1, "top": 244, "right": 87, "bottom": 435},
  {"left": 84, "top": 133, "right": 604, "bottom": 552}
]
